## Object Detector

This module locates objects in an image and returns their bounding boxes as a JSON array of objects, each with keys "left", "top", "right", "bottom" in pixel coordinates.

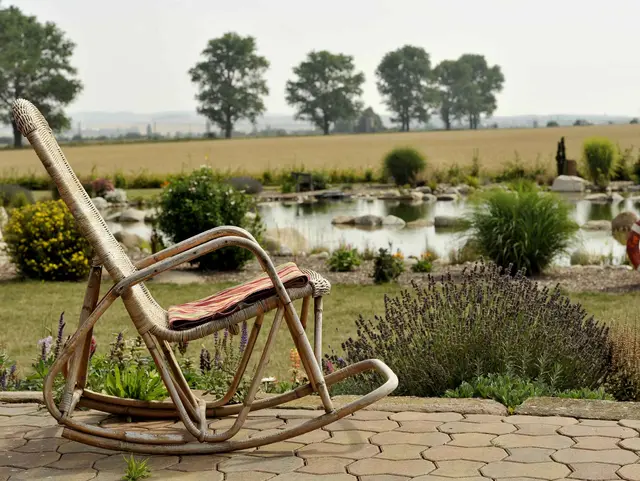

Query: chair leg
[{"left": 313, "top": 296, "right": 323, "bottom": 365}]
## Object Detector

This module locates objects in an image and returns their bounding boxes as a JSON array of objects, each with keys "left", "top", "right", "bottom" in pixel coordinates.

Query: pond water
[{"left": 107, "top": 194, "right": 640, "bottom": 266}]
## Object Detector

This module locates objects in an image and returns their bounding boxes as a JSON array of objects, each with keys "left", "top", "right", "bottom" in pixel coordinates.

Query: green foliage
[
  {"left": 189, "top": 32, "right": 269, "bottom": 139},
  {"left": 0, "top": 5, "right": 82, "bottom": 147},
  {"left": 411, "top": 251, "right": 437, "bottom": 273},
  {"left": 4, "top": 199, "right": 91, "bottom": 280},
  {"left": 468, "top": 184, "right": 578, "bottom": 276},
  {"left": 122, "top": 455, "right": 151, "bottom": 481},
  {"left": 582, "top": 137, "right": 617, "bottom": 188},
  {"left": 433, "top": 59, "right": 469, "bottom": 131},
  {"left": 372, "top": 247, "right": 405, "bottom": 284},
  {"left": 613, "top": 145, "right": 634, "bottom": 181},
  {"left": 547, "top": 120, "right": 559, "bottom": 127},
  {"left": 327, "top": 244, "right": 361, "bottom": 272},
  {"left": 328, "top": 262, "right": 614, "bottom": 398},
  {"left": 285, "top": 51, "right": 365, "bottom": 135},
  {"left": 0, "top": 184, "right": 33, "bottom": 208},
  {"left": 383, "top": 147, "right": 427, "bottom": 186},
  {"left": 105, "top": 365, "right": 168, "bottom": 402},
  {"left": 494, "top": 156, "right": 548, "bottom": 183},
  {"left": 445, "top": 373, "right": 613, "bottom": 412},
  {"left": 375, "top": 45, "right": 433, "bottom": 131},
  {"left": 157, "top": 166, "right": 264, "bottom": 271}
]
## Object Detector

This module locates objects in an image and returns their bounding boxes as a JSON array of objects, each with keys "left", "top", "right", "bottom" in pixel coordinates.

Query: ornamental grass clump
[{"left": 327, "top": 261, "right": 613, "bottom": 397}]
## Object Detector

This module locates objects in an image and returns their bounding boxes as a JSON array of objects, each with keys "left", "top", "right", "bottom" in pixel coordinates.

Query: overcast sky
[{"left": 7, "top": 0, "right": 640, "bottom": 117}]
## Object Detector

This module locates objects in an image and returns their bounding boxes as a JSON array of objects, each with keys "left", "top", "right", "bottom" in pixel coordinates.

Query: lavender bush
[{"left": 327, "top": 261, "right": 613, "bottom": 397}]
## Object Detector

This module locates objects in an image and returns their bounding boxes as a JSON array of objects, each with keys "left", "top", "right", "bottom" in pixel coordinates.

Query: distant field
[{"left": 2, "top": 124, "right": 640, "bottom": 177}]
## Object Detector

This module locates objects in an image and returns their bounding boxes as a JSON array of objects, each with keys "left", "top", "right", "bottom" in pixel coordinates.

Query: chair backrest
[{"left": 12, "top": 99, "right": 166, "bottom": 328}]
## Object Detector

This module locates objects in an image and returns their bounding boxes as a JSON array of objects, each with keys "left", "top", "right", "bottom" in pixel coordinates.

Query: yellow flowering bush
[{"left": 4, "top": 200, "right": 91, "bottom": 281}]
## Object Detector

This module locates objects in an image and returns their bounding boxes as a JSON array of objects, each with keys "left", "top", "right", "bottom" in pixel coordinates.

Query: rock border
[{"left": 515, "top": 396, "right": 640, "bottom": 420}]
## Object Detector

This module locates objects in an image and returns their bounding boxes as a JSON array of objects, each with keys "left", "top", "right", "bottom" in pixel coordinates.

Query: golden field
[{"left": 2, "top": 123, "right": 640, "bottom": 177}]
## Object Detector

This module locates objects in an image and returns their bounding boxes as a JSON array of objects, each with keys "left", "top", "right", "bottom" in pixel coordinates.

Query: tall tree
[
  {"left": 433, "top": 59, "right": 467, "bottom": 130},
  {"left": 285, "top": 51, "right": 365, "bottom": 135},
  {"left": 375, "top": 45, "right": 433, "bottom": 132},
  {"left": 452, "top": 54, "right": 504, "bottom": 130},
  {"left": 0, "top": 6, "right": 83, "bottom": 148},
  {"left": 189, "top": 32, "right": 269, "bottom": 139}
]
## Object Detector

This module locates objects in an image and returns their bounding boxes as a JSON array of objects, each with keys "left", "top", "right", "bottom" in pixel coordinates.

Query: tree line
[{"left": 0, "top": 4, "right": 504, "bottom": 147}]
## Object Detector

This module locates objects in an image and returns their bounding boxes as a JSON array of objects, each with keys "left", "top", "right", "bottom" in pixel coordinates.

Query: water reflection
[
  {"left": 588, "top": 203, "right": 614, "bottom": 221},
  {"left": 385, "top": 201, "right": 433, "bottom": 223}
]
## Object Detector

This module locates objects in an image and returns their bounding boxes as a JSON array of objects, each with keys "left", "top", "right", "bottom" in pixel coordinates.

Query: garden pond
[{"left": 106, "top": 193, "right": 640, "bottom": 266}]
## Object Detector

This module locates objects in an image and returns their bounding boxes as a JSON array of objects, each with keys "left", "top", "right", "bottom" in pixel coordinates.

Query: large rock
[
  {"left": 382, "top": 215, "right": 406, "bottom": 227},
  {"left": 354, "top": 215, "right": 383, "bottom": 227},
  {"left": 550, "top": 175, "right": 586, "bottom": 192},
  {"left": 104, "top": 188, "right": 127, "bottom": 204},
  {"left": 585, "top": 192, "right": 624, "bottom": 203},
  {"left": 612, "top": 211, "right": 638, "bottom": 232},
  {"left": 114, "top": 230, "right": 146, "bottom": 250},
  {"left": 516, "top": 397, "right": 640, "bottom": 421},
  {"left": 331, "top": 216, "right": 356, "bottom": 225},
  {"left": 422, "top": 193, "right": 437, "bottom": 203},
  {"left": 90, "top": 197, "right": 109, "bottom": 211},
  {"left": 581, "top": 220, "right": 612, "bottom": 231},
  {"left": 416, "top": 186, "right": 432, "bottom": 194},
  {"left": 118, "top": 208, "right": 146, "bottom": 223},
  {"left": 436, "top": 193, "right": 458, "bottom": 202},
  {"left": 0, "top": 206, "right": 7, "bottom": 232},
  {"left": 406, "top": 219, "right": 434, "bottom": 228},
  {"left": 434, "top": 216, "right": 469, "bottom": 229}
]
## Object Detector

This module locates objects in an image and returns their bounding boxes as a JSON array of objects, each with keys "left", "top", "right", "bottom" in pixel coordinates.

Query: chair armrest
[
  {"left": 115, "top": 236, "right": 287, "bottom": 304},
  {"left": 134, "top": 226, "right": 258, "bottom": 269}
]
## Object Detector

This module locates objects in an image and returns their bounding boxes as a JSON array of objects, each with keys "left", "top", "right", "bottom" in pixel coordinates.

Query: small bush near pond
[
  {"left": 383, "top": 147, "right": 426, "bottom": 187},
  {"left": 372, "top": 247, "right": 405, "bottom": 283},
  {"left": 445, "top": 373, "right": 613, "bottom": 412},
  {"left": 468, "top": 182, "right": 578, "bottom": 276},
  {"left": 157, "top": 166, "right": 264, "bottom": 271},
  {"left": 4, "top": 200, "right": 91, "bottom": 281},
  {"left": 411, "top": 250, "right": 437, "bottom": 273},
  {"left": 583, "top": 137, "right": 617, "bottom": 188},
  {"left": 328, "top": 261, "right": 613, "bottom": 398},
  {"left": 327, "top": 244, "right": 361, "bottom": 272}
]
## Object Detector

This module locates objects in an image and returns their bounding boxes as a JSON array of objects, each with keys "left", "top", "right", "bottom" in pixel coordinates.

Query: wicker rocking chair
[{"left": 12, "top": 99, "right": 398, "bottom": 454}]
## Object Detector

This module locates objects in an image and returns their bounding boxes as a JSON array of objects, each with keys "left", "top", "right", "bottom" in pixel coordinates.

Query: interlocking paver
[
  {"left": 422, "top": 445, "right": 507, "bottom": 462},
  {"left": 552, "top": 447, "right": 638, "bottom": 464},
  {"left": 0, "top": 439, "right": 25, "bottom": 452},
  {"left": 47, "top": 452, "right": 107, "bottom": 470},
  {"left": 326, "top": 430, "right": 375, "bottom": 444},
  {"left": 439, "top": 421, "right": 515, "bottom": 435},
  {"left": 0, "top": 466, "right": 23, "bottom": 480},
  {"left": 0, "top": 451, "right": 59, "bottom": 469},
  {"left": 413, "top": 476, "right": 486, "bottom": 481},
  {"left": 93, "top": 454, "right": 179, "bottom": 471},
  {"left": 376, "top": 444, "right": 427, "bottom": 460},
  {"left": 7, "top": 467, "right": 95, "bottom": 480},
  {"left": 621, "top": 419, "right": 640, "bottom": 430},
  {"left": 270, "top": 474, "right": 356, "bottom": 481},
  {"left": 618, "top": 463, "right": 640, "bottom": 480},
  {"left": 166, "top": 455, "right": 229, "bottom": 471},
  {"left": 480, "top": 461, "right": 571, "bottom": 479},
  {"left": 140, "top": 472, "right": 223, "bottom": 481},
  {"left": 218, "top": 454, "right": 303, "bottom": 473},
  {"left": 567, "top": 462, "right": 621, "bottom": 480},
  {"left": 579, "top": 419, "right": 620, "bottom": 426},
  {"left": 559, "top": 424, "right": 638, "bottom": 438},
  {"left": 281, "top": 427, "right": 331, "bottom": 444},
  {"left": 573, "top": 435, "right": 622, "bottom": 450},
  {"left": 224, "top": 472, "right": 274, "bottom": 481},
  {"left": 350, "top": 411, "right": 392, "bottom": 421},
  {"left": 503, "top": 447, "right": 555, "bottom": 463},
  {"left": 505, "top": 415, "right": 577, "bottom": 425},
  {"left": 347, "top": 458, "right": 435, "bottom": 476},
  {"left": 449, "top": 433, "right": 497, "bottom": 447},
  {"left": 429, "top": 460, "right": 485, "bottom": 477},
  {"left": 323, "top": 419, "right": 399, "bottom": 432},
  {"left": 0, "top": 415, "right": 57, "bottom": 428},
  {"left": 370, "top": 431, "right": 450, "bottom": 446},
  {"left": 493, "top": 433, "right": 575, "bottom": 449},
  {"left": 296, "top": 456, "right": 353, "bottom": 474},
  {"left": 359, "top": 476, "right": 410, "bottom": 481},
  {"left": 0, "top": 405, "right": 39, "bottom": 417},
  {"left": 620, "top": 437, "right": 640, "bottom": 450},
  {"left": 514, "top": 423, "right": 561, "bottom": 435},
  {"left": 464, "top": 414, "right": 507, "bottom": 423},
  {"left": 389, "top": 412, "right": 463, "bottom": 423},
  {"left": 0, "top": 426, "right": 31, "bottom": 440},
  {"left": 23, "top": 426, "right": 62, "bottom": 439},
  {"left": 56, "top": 441, "right": 114, "bottom": 455},
  {"left": 297, "top": 443, "right": 380, "bottom": 459},
  {"left": 394, "top": 421, "right": 441, "bottom": 433},
  {"left": 256, "top": 441, "right": 305, "bottom": 454}
]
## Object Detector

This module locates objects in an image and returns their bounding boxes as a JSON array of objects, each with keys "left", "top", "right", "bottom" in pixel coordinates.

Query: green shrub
[
  {"left": 327, "top": 262, "right": 614, "bottom": 397},
  {"left": 327, "top": 244, "right": 361, "bottom": 272},
  {"left": 411, "top": 250, "right": 437, "bottom": 273},
  {"left": 4, "top": 200, "right": 91, "bottom": 280},
  {"left": 157, "top": 167, "right": 263, "bottom": 271},
  {"left": 613, "top": 146, "right": 634, "bottom": 181},
  {"left": 468, "top": 183, "right": 578, "bottom": 276},
  {"left": 383, "top": 147, "right": 427, "bottom": 186},
  {"left": 582, "top": 137, "right": 617, "bottom": 188},
  {"left": 445, "top": 373, "right": 613, "bottom": 412},
  {"left": 113, "top": 170, "right": 128, "bottom": 189},
  {"left": 372, "top": 247, "right": 405, "bottom": 283}
]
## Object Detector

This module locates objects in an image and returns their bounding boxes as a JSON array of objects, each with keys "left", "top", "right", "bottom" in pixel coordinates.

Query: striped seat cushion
[{"left": 168, "top": 262, "right": 310, "bottom": 330}]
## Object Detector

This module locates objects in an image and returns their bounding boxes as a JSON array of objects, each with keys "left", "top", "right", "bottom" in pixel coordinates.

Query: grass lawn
[
  {"left": 2, "top": 280, "right": 638, "bottom": 382},
  {"left": 0, "top": 280, "right": 401, "bottom": 381}
]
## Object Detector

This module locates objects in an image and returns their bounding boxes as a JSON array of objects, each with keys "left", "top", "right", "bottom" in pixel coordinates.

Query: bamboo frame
[{"left": 11, "top": 98, "right": 399, "bottom": 454}]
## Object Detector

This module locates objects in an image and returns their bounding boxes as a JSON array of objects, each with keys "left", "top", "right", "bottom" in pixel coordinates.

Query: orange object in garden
[{"left": 627, "top": 221, "right": 640, "bottom": 270}]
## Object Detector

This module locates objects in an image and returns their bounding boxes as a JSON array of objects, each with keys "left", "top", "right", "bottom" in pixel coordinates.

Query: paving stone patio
[{"left": 3, "top": 402, "right": 640, "bottom": 480}]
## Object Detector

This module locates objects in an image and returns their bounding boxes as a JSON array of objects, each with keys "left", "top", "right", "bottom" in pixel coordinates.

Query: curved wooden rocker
[{"left": 11, "top": 99, "right": 398, "bottom": 454}]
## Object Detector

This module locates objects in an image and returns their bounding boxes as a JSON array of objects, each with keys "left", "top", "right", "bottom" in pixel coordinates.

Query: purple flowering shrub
[{"left": 325, "top": 261, "right": 614, "bottom": 397}]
